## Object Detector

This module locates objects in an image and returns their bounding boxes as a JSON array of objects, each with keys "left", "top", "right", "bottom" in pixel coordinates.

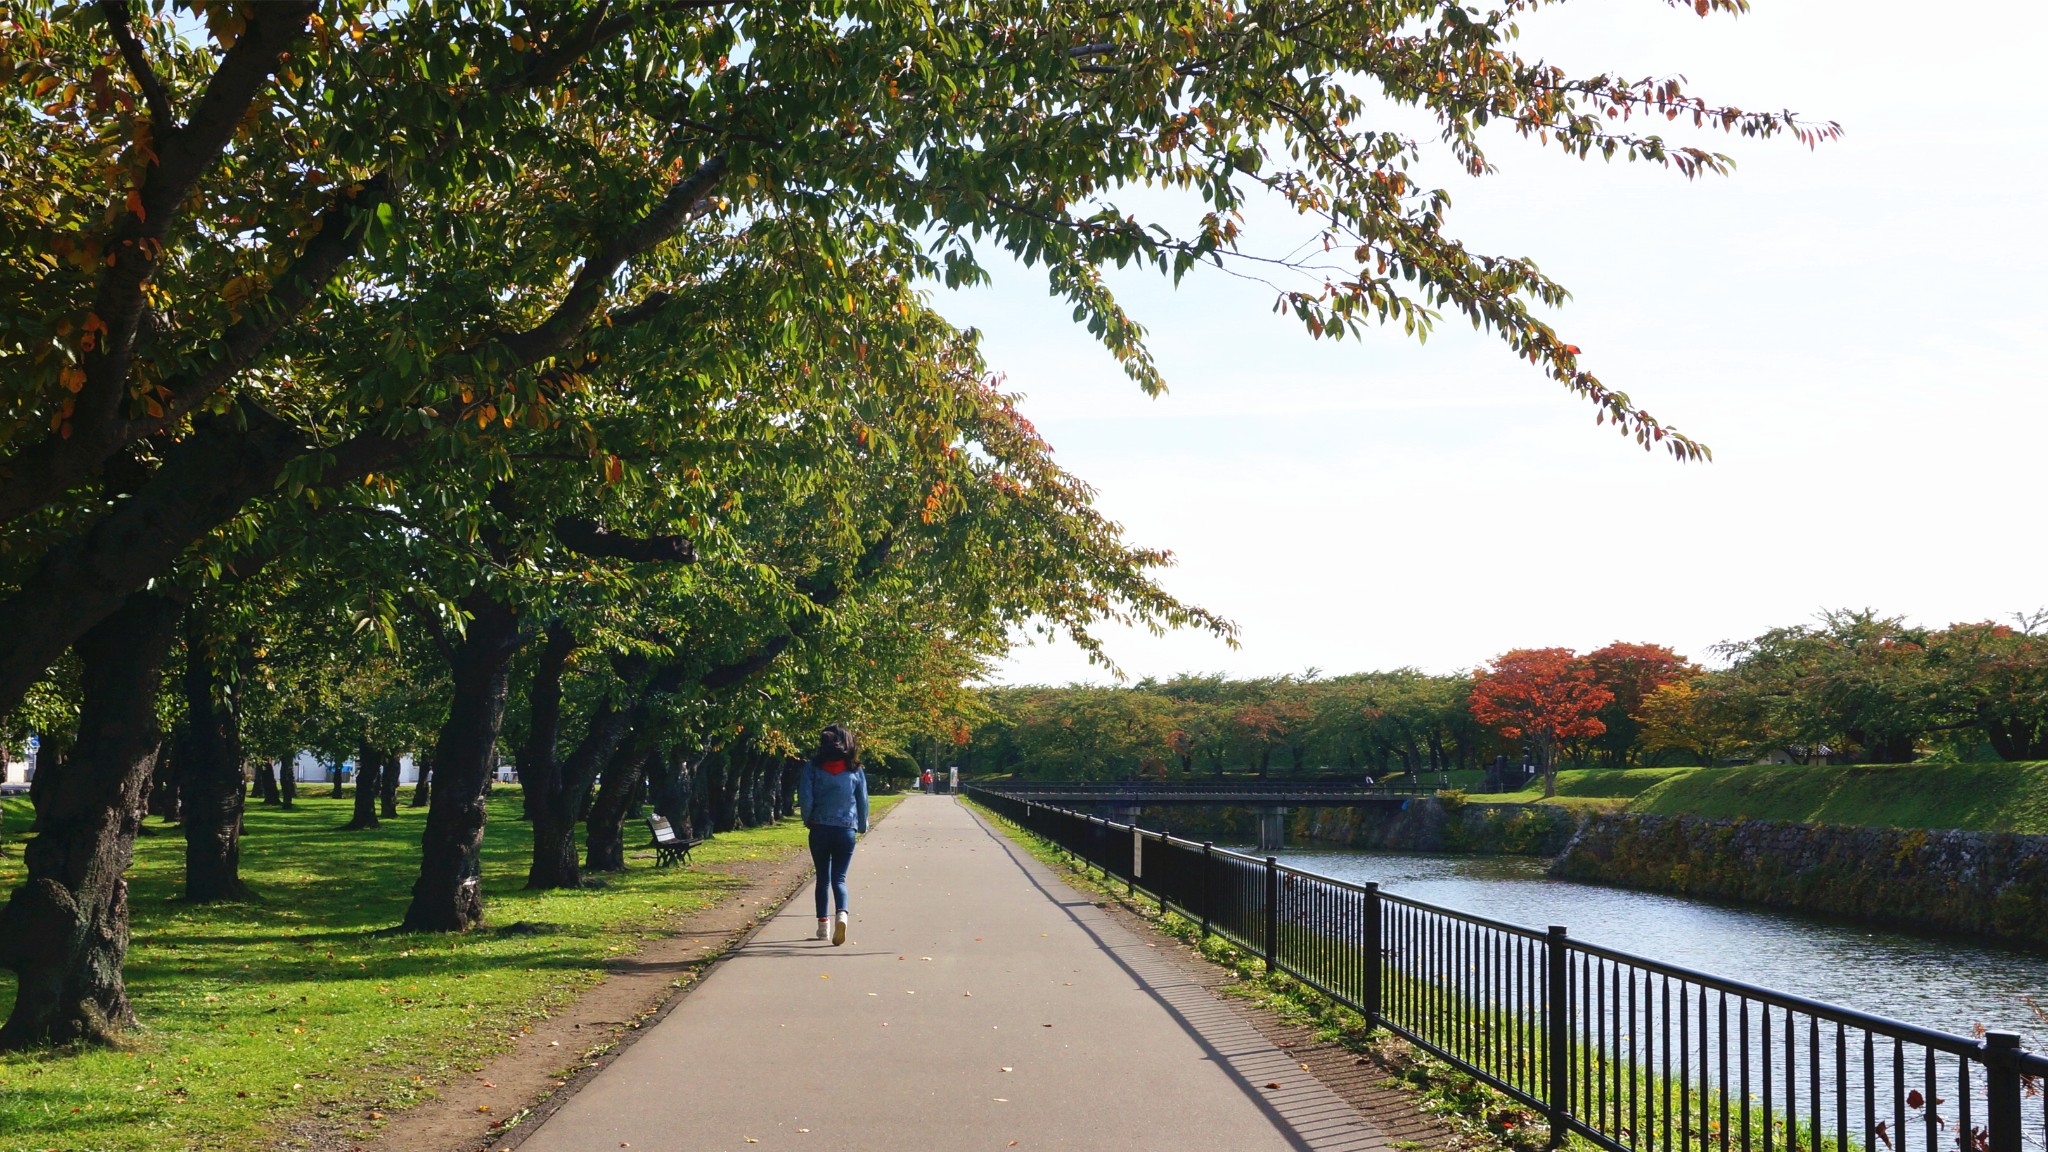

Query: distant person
[
  {"left": 798, "top": 724, "right": 869, "bottom": 945},
  {"left": 920, "top": 767, "right": 934, "bottom": 793}
]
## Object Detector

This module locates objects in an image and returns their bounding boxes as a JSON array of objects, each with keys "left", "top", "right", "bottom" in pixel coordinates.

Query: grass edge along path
[
  {"left": 0, "top": 793, "right": 899, "bottom": 1152},
  {"left": 962, "top": 797, "right": 1578, "bottom": 1152}
]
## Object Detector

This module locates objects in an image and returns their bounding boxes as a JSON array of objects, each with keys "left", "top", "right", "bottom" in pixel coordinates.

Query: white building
[
  {"left": 286, "top": 751, "right": 422, "bottom": 785},
  {"left": 280, "top": 753, "right": 516, "bottom": 785},
  {"left": 3, "top": 740, "right": 37, "bottom": 787}
]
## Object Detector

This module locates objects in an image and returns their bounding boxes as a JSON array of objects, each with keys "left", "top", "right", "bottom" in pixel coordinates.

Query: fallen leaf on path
[
  {"left": 819, "top": 974, "right": 830, "bottom": 979},
  {"left": 992, "top": 1098, "right": 1009, "bottom": 1102},
  {"left": 1301, "top": 1064, "right": 1310, "bottom": 1071},
  {"left": 1264, "top": 1083, "right": 1280, "bottom": 1090},
  {"left": 798, "top": 1128, "right": 809, "bottom": 1133},
  {"left": 1001, "top": 1067, "right": 1013, "bottom": 1072}
]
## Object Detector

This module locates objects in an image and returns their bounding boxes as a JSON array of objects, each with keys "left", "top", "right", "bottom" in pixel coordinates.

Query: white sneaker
[
  {"left": 832, "top": 910, "right": 848, "bottom": 946},
  {"left": 815, "top": 919, "right": 828, "bottom": 940}
]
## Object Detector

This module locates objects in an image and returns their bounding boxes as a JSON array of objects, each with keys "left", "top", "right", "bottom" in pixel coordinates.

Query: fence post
[
  {"left": 1364, "top": 882, "right": 1382, "bottom": 1025},
  {"left": 1129, "top": 825, "right": 1138, "bottom": 898},
  {"left": 1985, "top": 1031, "right": 2021, "bottom": 1152},
  {"left": 1545, "top": 925, "right": 1570, "bottom": 1148},
  {"left": 1200, "top": 842, "right": 1213, "bottom": 939},
  {"left": 1264, "top": 856, "right": 1279, "bottom": 971}
]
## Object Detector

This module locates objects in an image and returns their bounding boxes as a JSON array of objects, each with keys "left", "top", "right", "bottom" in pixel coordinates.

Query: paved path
[{"left": 517, "top": 795, "right": 1385, "bottom": 1152}]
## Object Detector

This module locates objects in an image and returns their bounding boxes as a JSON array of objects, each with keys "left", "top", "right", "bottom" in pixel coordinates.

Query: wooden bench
[{"left": 645, "top": 815, "right": 705, "bottom": 868}]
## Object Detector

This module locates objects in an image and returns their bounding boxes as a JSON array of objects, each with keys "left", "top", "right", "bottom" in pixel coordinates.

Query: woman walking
[{"left": 797, "top": 724, "right": 869, "bottom": 945}]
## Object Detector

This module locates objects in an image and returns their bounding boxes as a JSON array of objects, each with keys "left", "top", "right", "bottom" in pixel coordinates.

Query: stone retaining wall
[
  {"left": 1553, "top": 813, "right": 2048, "bottom": 948},
  {"left": 1134, "top": 798, "right": 1578, "bottom": 855},
  {"left": 1291, "top": 798, "right": 1580, "bottom": 856}
]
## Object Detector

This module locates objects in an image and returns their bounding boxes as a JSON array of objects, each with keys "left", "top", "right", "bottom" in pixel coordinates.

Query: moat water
[{"left": 1261, "top": 848, "right": 2048, "bottom": 1041}]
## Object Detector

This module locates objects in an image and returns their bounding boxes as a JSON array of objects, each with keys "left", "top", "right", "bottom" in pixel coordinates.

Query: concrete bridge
[{"left": 974, "top": 780, "right": 1406, "bottom": 851}]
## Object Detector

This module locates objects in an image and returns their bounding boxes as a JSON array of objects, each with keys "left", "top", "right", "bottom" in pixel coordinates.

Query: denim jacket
[{"left": 797, "top": 760, "right": 869, "bottom": 833}]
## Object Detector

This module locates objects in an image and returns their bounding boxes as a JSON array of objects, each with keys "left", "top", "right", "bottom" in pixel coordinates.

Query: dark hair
[{"left": 817, "top": 724, "right": 857, "bottom": 767}]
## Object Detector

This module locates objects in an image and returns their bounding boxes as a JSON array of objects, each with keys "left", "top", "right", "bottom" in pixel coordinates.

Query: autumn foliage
[{"left": 1468, "top": 648, "right": 1613, "bottom": 796}]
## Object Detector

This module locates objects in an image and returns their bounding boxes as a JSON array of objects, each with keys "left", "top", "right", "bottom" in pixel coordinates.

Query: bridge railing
[
  {"left": 979, "top": 779, "right": 1384, "bottom": 797},
  {"left": 967, "top": 788, "right": 2048, "bottom": 1152}
]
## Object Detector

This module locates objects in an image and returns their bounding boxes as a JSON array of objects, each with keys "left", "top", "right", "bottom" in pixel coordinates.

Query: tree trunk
[
  {"left": 179, "top": 613, "right": 252, "bottom": 903},
  {"left": 734, "top": 752, "right": 758, "bottom": 828},
  {"left": 342, "top": 743, "right": 381, "bottom": 830},
  {"left": 584, "top": 747, "right": 653, "bottom": 873},
  {"left": 770, "top": 758, "right": 790, "bottom": 819},
  {"left": 518, "top": 623, "right": 573, "bottom": 888},
  {"left": 278, "top": 758, "right": 296, "bottom": 808},
  {"left": 523, "top": 626, "right": 653, "bottom": 892},
  {"left": 690, "top": 753, "right": 716, "bottom": 838},
  {"left": 714, "top": 751, "right": 744, "bottom": 833},
  {"left": 649, "top": 748, "right": 693, "bottom": 837},
  {"left": 329, "top": 759, "right": 345, "bottom": 798},
  {"left": 251, "top": 759, "right": 280, "bottom": 805},
  {"left": 379, "top": 751, "right": 401, "bottom": 819},
  {"left": 409, "top": 757, "right": 430, "bottom": 807},
  {"left": 1985, "top": 714, "right": 2048, "bottom": 762},
  {"left": 0, "top": 591, "right": 181, "bottom": 1050},
  {"left": 147, "top": 743, "right": 181, "bottom": 822},
  {"left": 399, "top": 594, "right": 522, "bottom": 932}
]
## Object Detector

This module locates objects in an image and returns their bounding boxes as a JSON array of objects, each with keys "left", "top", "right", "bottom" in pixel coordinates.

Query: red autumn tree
[
  {"left": 1583, "top": 642, "right": 1700, "bottom": 765},
  {"left": 1468, "top": 648, "right": 1613, "bottom": 797}
]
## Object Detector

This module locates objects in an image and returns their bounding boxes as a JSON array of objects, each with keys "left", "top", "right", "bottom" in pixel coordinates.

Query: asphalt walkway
[{"left": 517, "top": 794, "right": 1387, "bottom": 1152}]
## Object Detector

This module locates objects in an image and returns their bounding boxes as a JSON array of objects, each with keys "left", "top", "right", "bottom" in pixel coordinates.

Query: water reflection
[{"left": 1266, "top": 849, "right": 2048, "bottom": 1040}]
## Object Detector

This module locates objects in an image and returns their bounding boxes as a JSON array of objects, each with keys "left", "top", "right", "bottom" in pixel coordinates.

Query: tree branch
[
  {"left": 0, "top": 172, "right": 399, "bottom": 526},
  {"left": 491, "top": 152, "right": 729, "bottom": 367},
  {"left": 99, "top": 1, "right": 174, "bottom": 127},
  {"left": 552, "top": 518, "right": 696, "bottom": 564}
]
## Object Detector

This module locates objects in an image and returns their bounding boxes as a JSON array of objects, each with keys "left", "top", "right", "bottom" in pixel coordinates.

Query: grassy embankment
[
  {"left": 0, "top": 792, "right": 895, "bottom": 1152},
  {"left": 1495, "top": 762, "right": 2048, "bottom": 833}
]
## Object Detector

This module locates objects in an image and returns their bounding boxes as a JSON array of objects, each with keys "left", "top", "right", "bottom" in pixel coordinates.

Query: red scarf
[{"left": 821, "top": 758, "right": 849, "bottom": 776}]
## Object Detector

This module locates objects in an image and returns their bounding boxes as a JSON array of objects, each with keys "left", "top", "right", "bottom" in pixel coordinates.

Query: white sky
[{"left": 941, "top": 0, "right": 2048, "bottom": 685}]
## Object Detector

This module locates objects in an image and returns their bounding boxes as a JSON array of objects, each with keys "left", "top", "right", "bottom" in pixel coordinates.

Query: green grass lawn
[
  {"left": 1491, "top": 766, "right": 1699, "bottom": 805},
  {"left": 0, "top": 791, "right": 886, "bottom": 1152},
  {"left": 1625, "top": 760, "right": 2048, "bottom": 832},
  {"left": 1488, "top": 762, "right": 2048, "bottom": 833}
]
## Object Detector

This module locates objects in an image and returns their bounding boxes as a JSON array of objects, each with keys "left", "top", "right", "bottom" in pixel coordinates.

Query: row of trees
[
  {"left": 0, "top": 0, "right": 1818, "bottom": 1051},
  {"left": 1638, "top": 611, "right": 2048, "bottom": 768},
  {"left": 968, "top": 614, "right": 2048, "bottom": 792},
  {"left": 962, "top": 641, "right": 1694, "bottom": 784}
]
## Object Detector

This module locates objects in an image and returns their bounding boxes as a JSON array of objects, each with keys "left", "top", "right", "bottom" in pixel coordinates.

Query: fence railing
[
  {"left": 967, "top": 788, "right": 2048, "bottom": 1152},
  {"left": 983, "top": 779, "right": 1386, "bottom": 797}
]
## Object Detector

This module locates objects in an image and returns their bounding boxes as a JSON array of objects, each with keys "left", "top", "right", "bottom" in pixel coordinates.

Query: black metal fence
[{"left": 968, "top": 789, "right": 2048, "bottom": 1152}]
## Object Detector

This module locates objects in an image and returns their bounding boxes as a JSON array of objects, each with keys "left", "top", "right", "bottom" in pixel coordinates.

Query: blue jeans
[{"left": 809, "top": 825, "right": 857, "bottom": 918}]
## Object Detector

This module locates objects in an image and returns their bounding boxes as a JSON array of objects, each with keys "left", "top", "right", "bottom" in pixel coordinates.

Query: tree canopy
[{"left": 0, "top": 0, "right": 1839, "bottom": 1052}]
